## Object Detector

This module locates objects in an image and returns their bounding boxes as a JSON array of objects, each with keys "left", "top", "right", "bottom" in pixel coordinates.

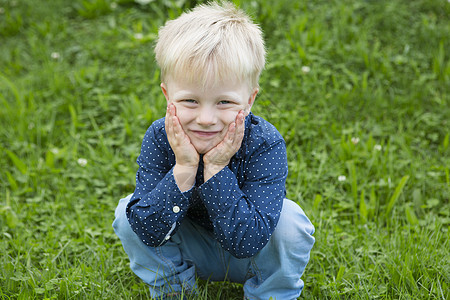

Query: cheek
[
  {"left": 173, "top": 106, "right": 193, "bottom": 126},
  {"left": 220, "top": 110, "right": 239, "bottom": 126}
]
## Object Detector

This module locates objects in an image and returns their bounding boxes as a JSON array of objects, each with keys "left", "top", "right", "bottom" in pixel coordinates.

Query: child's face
[{"left": 161, "top": 76, "right": 258, "bottom": 154}]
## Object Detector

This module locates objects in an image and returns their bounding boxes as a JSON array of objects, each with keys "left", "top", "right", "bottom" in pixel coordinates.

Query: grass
[{"left": 0, "top": 0, "right": 449, "bottom": 299}]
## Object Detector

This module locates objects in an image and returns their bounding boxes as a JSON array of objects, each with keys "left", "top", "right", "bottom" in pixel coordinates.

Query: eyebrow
[
  {"left": 172, "top": 90, "right": 197, "bottom": 99},
  {"left": 172, "top": 90, "right": 243, "bottom": 101},
  {"left": 216, "top": 92, "right": 242, "bottom": 100}
]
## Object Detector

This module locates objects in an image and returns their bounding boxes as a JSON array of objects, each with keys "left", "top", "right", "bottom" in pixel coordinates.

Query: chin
[
  {"left": 194, "top": 142, "right": 217, "bottom": 155},
  {"left": 195, "top": 146, "right": 212, "bottom": 155}
]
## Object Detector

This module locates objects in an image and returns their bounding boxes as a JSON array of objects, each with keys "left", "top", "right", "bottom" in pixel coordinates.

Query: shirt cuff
[{"left": 162, "top": 168, "right": 194, "bottom": 218}]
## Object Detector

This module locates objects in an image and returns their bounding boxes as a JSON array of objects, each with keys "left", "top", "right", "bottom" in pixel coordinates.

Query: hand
[
  {"left": 165, "top": 103, "right": 199, "bottom": 191},
  {"left": 165, "top": 103, "right": 199, "bottom": 167},
  {"left": 203, "top": 110, "right": 245, "bottom": 182}
]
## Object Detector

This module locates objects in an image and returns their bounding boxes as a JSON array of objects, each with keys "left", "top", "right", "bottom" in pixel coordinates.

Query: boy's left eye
[{"left": 218, "top": 100, "right": 232, "bottom": 105}]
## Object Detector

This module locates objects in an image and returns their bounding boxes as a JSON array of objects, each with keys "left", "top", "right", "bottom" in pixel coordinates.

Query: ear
[
  {"left": 161, "top": 83, "right": 170, "bottom": 103},
  {"left": 245, "top": 87, "right": 259, "bottom": 115}
]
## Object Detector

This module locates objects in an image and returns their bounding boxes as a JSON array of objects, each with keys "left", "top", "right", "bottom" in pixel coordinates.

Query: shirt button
[{"left": 173, "top": 206, "right": 180, "bottom": 213}]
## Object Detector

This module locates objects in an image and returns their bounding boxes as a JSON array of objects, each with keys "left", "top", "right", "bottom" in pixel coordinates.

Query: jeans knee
[
  {"left": 112, "top": 194, "right": 133, "bottom": 238},
  {"left": 272, "top": 199, "right": 315, "bottom": 252},
  {"left": 245, "top": 200, "right": 314, "bottom": 299}
]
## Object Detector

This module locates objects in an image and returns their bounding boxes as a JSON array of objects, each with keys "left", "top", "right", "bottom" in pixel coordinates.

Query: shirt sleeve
[
  {"left": 198, "top": 140, "right": 288, "bottom": 258},
  {"left": 126, "top": 124, "right": 194, "bottom": 247}
]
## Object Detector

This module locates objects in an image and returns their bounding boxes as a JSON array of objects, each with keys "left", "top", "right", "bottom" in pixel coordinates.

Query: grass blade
[
  {"left": 405, "top": 206, "right": 418, "bottom": 226},
  {"left": 359, "top": 189, "right": 367, "bottom": 224},
  {"left": 313, "top": 194, "right": 322, "bottom": 211},
  {"left": 385, "top": 175, "right": 410, "bottom": 217},
  {"left": 5, "top": 149, "right": 28, "bottom": 175}
]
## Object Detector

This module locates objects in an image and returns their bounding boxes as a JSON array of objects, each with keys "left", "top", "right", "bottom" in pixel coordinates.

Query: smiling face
[{"left": 161, "top": 76, "right": 258, "bottom": 154}]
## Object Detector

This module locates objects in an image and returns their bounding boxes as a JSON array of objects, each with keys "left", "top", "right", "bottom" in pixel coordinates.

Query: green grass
[{"left": 1, "top": 0, "right": 449, "bottom": 299}]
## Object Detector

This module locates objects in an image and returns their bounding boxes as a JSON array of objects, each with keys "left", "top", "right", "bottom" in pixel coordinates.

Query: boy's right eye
[{"left": 183, "top": 99, "right": 197, "bottom": 104}]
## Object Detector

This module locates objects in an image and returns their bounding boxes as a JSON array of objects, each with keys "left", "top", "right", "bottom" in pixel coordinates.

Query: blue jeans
[{"left": 113, "top": 195, "right": 315, "bottom": 300}]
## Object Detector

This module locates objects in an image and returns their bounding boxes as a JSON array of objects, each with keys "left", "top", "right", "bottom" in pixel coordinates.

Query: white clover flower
[
  {"left": 338, "top": 175, "right": 347, "bottom": 182},
  {"left": 51, "top": 52, "right": 60, "bottom": 60},
  {"left": 77, "top": 158, "right": 88, "bottom": 167},
  {"left": 301, "top": 66, "right": 311, "bottom": 74},
  {"left": 28, "top": 122, "right": 35, "bottom": 129},
  {"left": 110, "top": 2, "right": 118, "bottom": 9},
  {"left": 351, "top": 137, "right": 360, "bottom": 144},
  {"left": 134, "top": 33, "right": 143, "bottom": 40},
  {"left": 50, "top": 148, "right": 59, "bottom": 155},
  {"left": 374, "top": 144, "right": 382, "bottom": 151}
]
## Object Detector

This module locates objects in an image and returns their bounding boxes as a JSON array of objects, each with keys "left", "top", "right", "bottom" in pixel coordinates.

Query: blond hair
[{"left": 154, "top": 1, "right": 265, "bottom": 89}]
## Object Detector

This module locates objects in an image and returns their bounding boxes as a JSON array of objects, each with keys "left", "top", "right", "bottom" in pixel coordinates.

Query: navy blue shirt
[{"left": 126, "top": 113, "right": 288, "bottom": 258}]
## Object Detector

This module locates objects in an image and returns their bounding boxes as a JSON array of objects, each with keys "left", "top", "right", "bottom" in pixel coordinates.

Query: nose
[{"left": 196, "top": 106, "right": 217, "bottom": 127}]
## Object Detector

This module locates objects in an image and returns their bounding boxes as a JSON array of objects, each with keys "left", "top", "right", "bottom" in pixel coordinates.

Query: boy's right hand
[
  {"left": 165, "top": 103, "right": 199, "bottom": 167},
  {"left": 165, "top": 103, "right": 198, "bottom": 191}
]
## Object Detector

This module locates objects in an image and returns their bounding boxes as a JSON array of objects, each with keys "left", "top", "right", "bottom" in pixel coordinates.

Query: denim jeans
[{"left": 113, "top": 195, "right": 315, "bottom": 300}]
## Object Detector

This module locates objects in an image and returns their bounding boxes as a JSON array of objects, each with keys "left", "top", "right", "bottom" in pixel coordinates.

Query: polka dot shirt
[{"left": 126, "top": 113, "right": 288, "bottom": 258}]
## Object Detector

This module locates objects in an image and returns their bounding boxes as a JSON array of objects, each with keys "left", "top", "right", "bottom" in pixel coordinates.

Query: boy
[{"left": 113, "top": 2, "right": 315, "bottom": 299}]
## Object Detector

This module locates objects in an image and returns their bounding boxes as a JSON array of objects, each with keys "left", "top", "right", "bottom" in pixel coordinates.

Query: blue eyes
[{"left": 182, "top": 100, "right": 233, "bottom": 105}]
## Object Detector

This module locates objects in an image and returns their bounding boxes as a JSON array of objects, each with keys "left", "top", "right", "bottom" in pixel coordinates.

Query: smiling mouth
[{"left": 191, "top": 130, "right": 220, "bottom": 138}]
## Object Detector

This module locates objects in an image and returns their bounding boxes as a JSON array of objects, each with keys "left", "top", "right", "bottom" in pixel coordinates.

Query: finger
[
  {"left": 166, "top": 104, "right": 178, "bottom": 142},
  {"left": 169, "top": 103, "right": 176, "bottom": 116},
  {"left": 237, "top": 111, "right": 245, "bottom": 130},
  {"left": 172, "top": 114, "right": 183, "bottom": 137},
  {"left": 235, "top": 111, "right": 245, "bottom": 132},
  {"left": 168, "top": 105, "right": 174, "bottom": 134},
  {"left": 165, "top": 105, "right": 170, "bottom": 127},
  {"left": 169, "top": 105, "right": 180, "bottom": 135},
  {"left": 167, "top": 105, "right": 181, "bottom": 137},
  {"left": 229, "top": 111, "right": 243, "bottom": 139},
  {"left": 226, "top": 122, "right": 236, "bottom": 143},
  {"left": 165, "top": 105, "right": 172, "bottom": 135},
  {"left": 231, "top": 111, "right": 245, "bottom": 147}
]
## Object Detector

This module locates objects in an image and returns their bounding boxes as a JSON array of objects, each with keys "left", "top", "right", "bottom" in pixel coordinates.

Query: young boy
[{"left": 113, "top": 2, "right": 315, "bottom": 299}]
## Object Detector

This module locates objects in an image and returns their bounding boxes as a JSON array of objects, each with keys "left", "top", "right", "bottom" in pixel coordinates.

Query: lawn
[{"left": 0, "top": 0, "right": 449, "bottom": 299}]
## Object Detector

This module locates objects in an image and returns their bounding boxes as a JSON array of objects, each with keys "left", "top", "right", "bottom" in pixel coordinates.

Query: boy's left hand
[{"left": 203, "top": 110, "right": 245, "bottom": 182}]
